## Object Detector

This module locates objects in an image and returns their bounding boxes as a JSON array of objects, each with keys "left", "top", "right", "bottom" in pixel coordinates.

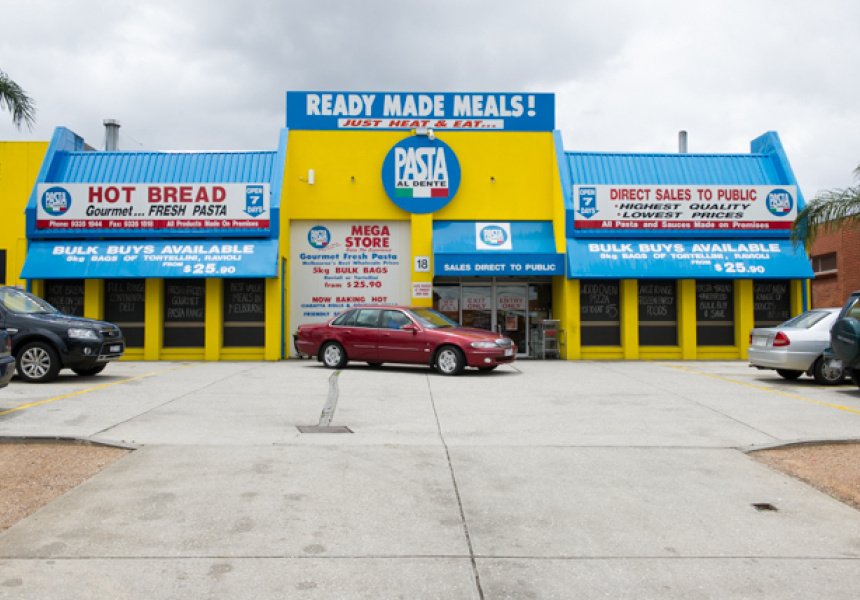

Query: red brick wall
[{"left": 810, "top": 225, "right": 860, "bottom": 308}]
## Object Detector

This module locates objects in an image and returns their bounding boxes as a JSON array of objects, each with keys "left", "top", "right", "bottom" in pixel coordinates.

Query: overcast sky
[{"left": 1, "top": 0, "right": 857, "bottom": 198}]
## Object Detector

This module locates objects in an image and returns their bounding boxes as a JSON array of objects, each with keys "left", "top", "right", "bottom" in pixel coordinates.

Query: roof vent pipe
[
  {"left": 678, "top": 130, "right": 688, "bottom": 154},
  {"left": 104, "top": 119, "right": 121, "bottom": 151}
]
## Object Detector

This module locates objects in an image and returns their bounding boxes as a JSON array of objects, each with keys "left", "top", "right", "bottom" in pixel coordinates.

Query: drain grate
[
  {"left": 752, "top": 503, "right": 779, "bottom": 512},
  {"left": 297, "top": 425, "right": 353, "bottom": 434}
]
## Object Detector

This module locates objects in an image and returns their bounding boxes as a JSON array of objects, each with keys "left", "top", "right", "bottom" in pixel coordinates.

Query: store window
[
  {"left": 461, "top": 285, "right": 493, "bottom": 331},
  {"left": 223, "top": 278, "right": 265, "bottom": 347},
  {"left": 104, "top": 279, "right": 146, "bottom": 348},
  {"left": 44, "top": 279, "right": 85, "bottom": 317},
  {"left": 753, "top": 280, "right": 791, "bottom": 327},
  {"left": 164, "top": 279, "right": 205, "bottom": 348},
  {"left": 580, "top": 280, "right": 620, "bottom": 346},
  {"left": 811, "top": 252, "right": 837, "bottom": 276},
  {"left": 433, "top": 284, "right": 460, "bottom": 323},
  {"left": 638, "top": 280, "right": 677, "bottom": 346},
  {"left": 696, "top": 280, "right": 735, "bottom": 346},
  {"left": 0, "top": 250, "right": 5, "bottom": 284}
]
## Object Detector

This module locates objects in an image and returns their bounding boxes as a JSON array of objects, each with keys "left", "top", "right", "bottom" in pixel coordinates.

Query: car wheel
[
  {"left": 320, "top": 342, "right": 347, "bottom": 369},
  {"left": 812, "top": 356, "right": 844, "bottom": 385},
  {"left": 436, "top": 346, "right": 465, "bottom": 376},
  {"left": 776, "top": 369, "right": 803, "bottom": 380},
  {"left": 16, "top": 341, "right": 62, "bottom": 383},
  {"left": 72, "top": 365, "right": 107, "bottom": 377}
]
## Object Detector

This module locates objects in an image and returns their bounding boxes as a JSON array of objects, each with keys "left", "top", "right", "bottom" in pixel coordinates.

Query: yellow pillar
[
  {"left": 621, "top": 279, "right": 639, "bottom": 359},
  {"left": 791, "top": 279, "right": 804, "bottom": 315},
  {"left": 678, "top": 279, "right": 697, "bottom": 359},
  {"left": 84, "top": 279, "right": 104, "bottom": 320},
  {"left": 411, "top": 213, "right": 433, "bottom": 307},
  {"left": 144, "top": 279, "right": 163, "bottom": 360},
  {"left": 736, "top": 279, "right": 754, "bottom": 359},
  {"left": 205, "top": 278, "right": 223, "bottom": 361},
  {"left": 265, "top": 276, "right": 282, "bottom": 360},
  {"left": 559, "top": 278, "right": 580, "bottom": 360}
]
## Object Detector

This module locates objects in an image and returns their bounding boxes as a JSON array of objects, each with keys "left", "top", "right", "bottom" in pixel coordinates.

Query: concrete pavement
[{"left": 0, "top": 359, "right": 859, "bottom": 599}]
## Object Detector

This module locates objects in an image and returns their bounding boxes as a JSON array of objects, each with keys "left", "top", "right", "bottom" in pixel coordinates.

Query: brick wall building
[{"left": 809, "top": 224, "right": 860, "bottom": 307}]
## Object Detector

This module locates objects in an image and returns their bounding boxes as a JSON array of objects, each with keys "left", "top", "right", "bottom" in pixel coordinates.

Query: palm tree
[
  {"left": 0, "top": 69, "right": 36, "bottom": 130},
  {"left": 791, "top": 165, "right": 860, "bottom": 245}
]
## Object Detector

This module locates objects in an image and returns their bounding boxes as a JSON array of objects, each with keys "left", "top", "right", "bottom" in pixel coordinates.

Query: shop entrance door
[
  {"left": 496, "top": 284, "right": 529, "bottom": 356},
  {"left": 460, "top": 284, "right": 529, "bottom": 357}
]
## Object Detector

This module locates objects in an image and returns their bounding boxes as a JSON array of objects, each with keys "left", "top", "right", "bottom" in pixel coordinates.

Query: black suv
[
  {"left": 0, "top": 286, "right": 125, "bottom": 383},
  {"left": 830, "top": 290, "right": 860, "bottom": 388}
]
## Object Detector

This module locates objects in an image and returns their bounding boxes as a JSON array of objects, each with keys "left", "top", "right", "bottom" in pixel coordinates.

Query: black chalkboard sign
[
  {"left": 580, "top": 280, "right": 620, "bottom": 346},
  {"left": 638, "top": 280, "right": 677, "bottom": 346},
  {"left": 696, "top": 280, "right": 735, "bottom": 346},
  {"left": 754, "top": 280, "right": 791, "bottom": 327},
  {"left": 44, "top": 279, "right": 85, "bottom": 317},
  {"left": 223, "top": 278, "right": 265, "bottom": 347},
  {"left": 164, "top": 279, "right": 205, "bottom": 348},
  {"left": 104, "top": 279, "right": 146, "bottom": 348}
]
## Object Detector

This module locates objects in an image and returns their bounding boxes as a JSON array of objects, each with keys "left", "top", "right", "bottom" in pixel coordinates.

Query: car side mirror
[{"left": 402, "top": 324, "right": 419, "bottom": 333}]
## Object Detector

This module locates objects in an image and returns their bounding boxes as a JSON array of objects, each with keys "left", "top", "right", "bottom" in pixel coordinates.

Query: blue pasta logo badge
[{"left": 42, "top": 186, "right": 71, "bottom": 215}]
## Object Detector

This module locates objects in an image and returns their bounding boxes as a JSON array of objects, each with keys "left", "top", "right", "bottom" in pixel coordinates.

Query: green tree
[
  {"left": 0, "top": 69, "right": 36, "bottom": 130},
  {"left": 791, "top": 166, "right": 860, "bottom": 245}
]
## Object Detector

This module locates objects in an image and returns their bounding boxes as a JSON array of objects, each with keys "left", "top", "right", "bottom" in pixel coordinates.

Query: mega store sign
[
  {"left": 35, "top": 183, "right": 270, "bottom": 235},
  {"left": 570, "top": 185, "right": 798, "bottom": 238},
  {"left": 287, "top": 91, "right": 555, "bottom": 131},
  {"left": 289, "top": 221, "right": 411, "bottom": 327}
]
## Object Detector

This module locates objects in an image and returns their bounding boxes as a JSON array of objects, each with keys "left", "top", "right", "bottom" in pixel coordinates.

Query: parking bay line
[
  {"left": 0, "top": 363, "right": 198, "bottom": 417},
  {"left": 655, "top": 362, "right": 860, "bottom": 416}
]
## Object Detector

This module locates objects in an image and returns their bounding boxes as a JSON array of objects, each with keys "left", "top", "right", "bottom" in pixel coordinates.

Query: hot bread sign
[{"left": 36, "top": 183, "right": 270, "bottom": 234}]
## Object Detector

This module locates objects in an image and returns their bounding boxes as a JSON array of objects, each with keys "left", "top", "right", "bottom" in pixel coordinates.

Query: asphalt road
[{"left": 1, "top": 359, "right": 859, "bottom": 599}]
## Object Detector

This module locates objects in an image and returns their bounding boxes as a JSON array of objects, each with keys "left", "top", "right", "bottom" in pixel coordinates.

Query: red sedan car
[{"left": 295, "top": 306, "right": 516, "bottom": 375}]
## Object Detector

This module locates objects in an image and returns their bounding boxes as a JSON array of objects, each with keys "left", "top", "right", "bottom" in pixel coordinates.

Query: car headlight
[
  {"left": 470, "top": 341, "right": 498, "bottom": 349},
  {"left": 68, "top": 328, "right": 99, "bottom": 340}
]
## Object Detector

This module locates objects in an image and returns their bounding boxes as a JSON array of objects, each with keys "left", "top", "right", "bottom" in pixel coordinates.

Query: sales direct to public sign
[
  {"left": 570, "top": 185, "right": 798, "bottom": 238},
  {"left": 382, "top": 136, "right": 461, "bottom": 214},
  {"left": 287, "top": 92, "right": 555, "bottom": 131},
  {"left": 36, "top": 183, "right": 270, "bottom": 235}
]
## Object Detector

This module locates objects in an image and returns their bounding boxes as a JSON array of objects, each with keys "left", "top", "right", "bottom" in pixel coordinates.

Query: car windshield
[
  {"left": 0, "top": 288, "right": 60, "bottom": 315},
  {"left": 408, "top": 307, "right": 458, "bottom": 329},
  {"left": 779, "top": 310, "right": 830, "bottom": 329}
]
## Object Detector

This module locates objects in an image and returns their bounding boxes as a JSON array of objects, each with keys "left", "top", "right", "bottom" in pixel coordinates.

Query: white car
[{"left": 748, "top": 308, "right": 845, "bottom": 385}]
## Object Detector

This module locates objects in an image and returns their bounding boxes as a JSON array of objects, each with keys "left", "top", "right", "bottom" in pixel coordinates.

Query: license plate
[
  {"left": 504, "top": 348, "right": 514, "bottom": 356},
  {"left": 109, "top": 345, "right": 122, "bottom": 353},
  {"left": 752, "top": 336, "right": 768, "bottom": 347}
]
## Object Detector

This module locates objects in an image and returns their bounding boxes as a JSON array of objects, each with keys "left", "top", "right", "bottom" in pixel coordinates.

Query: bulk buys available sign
[
  {"left": 571, "top": 185, "right": 797, "bottom": 237},
  {"left": 36, "top": 183, "right": 270, "bottom": 234}
]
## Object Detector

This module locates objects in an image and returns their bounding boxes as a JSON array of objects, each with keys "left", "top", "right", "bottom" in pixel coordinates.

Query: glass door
[
  {"left": 496, "top": 284, "right": 529, "bottom": 356},
  {"left": 461, "top": 285, "right": 493, "bottom": 332}
]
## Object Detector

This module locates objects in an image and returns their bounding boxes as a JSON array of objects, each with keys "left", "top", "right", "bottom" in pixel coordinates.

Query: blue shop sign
[
  {"left": 566, "top": 238, "right": 813, "bottom": 279},
  {"left": 287, "top": 92, "right": 555, "bottom": 131}
]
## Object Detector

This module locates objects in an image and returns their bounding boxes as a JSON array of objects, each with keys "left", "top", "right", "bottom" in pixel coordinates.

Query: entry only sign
[{"left": 570, "top": 185, "right": 798, "bottom": 238}]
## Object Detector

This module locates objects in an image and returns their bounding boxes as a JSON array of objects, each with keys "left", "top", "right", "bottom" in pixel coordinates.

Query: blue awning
[
  {"left": 567, "top": 238, "right": 813, "bottom": 279},
  {"left": 21, "top": 239, "right": 279, "bottom": 279},
  {"left": 433, "top": 221, "right": 564, "bottom": 276}
]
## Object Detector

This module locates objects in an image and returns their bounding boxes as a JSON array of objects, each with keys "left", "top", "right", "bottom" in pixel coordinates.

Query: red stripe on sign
[
  {"left": 430, "top": 188, "right": 449, "bottom": 198},
  {"left": 37, "top": 219, "right": 270, "bottom": 230}
]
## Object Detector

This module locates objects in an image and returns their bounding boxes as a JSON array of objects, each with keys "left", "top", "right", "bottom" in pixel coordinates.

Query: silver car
[{"left": 748, "top": 308, "right": 845, "bottom": 385}]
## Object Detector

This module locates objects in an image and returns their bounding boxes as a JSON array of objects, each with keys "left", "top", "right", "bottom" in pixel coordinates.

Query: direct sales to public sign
[
  {"left": 36, "top": 183, "right": 270, "bottom": 233},
  {"left": 573, "top": 185, "right": 797, "bottom": 232}
]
